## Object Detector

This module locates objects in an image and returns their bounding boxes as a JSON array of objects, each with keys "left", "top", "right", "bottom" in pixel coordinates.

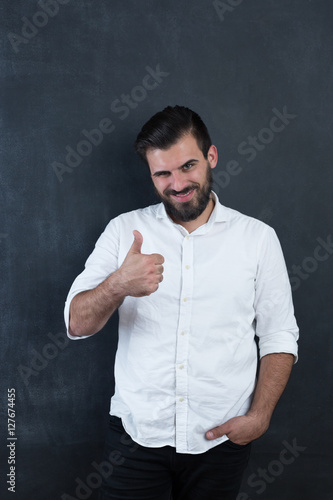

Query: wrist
[
  {"left": 246, "top": 408, "right": 272, "bottom": 426},
  {"left": 105, "top": 270, "right": 127, "bottom": 305}
]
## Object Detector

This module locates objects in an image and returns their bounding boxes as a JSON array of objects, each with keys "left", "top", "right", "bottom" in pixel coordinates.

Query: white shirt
[{"left": 64, "top": 193, "right": 299, "bottom": 454}]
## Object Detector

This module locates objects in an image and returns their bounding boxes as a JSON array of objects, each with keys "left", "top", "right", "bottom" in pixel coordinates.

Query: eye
[
  {"left": 183, "top": 163, "right": 193, "bottom": 171},
  {"left": 153, "top": 171, "right": 170, "bottom": 178}
]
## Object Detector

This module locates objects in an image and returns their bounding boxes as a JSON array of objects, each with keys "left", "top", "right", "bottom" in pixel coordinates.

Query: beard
[{"left": 155, "top": 163, "right": 213, "bottom": 223}]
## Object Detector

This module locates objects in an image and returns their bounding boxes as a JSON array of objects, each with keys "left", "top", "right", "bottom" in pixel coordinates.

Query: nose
[{"left": 170, "top": 171, "right": 188, "bottom": 193}]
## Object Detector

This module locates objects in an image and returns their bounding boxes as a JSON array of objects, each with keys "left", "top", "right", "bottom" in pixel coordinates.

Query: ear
[{"left": 207, "top": 145, "right": 218, "bottom": 170}]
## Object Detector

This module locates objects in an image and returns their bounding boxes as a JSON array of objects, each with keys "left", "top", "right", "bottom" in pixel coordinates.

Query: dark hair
[{"left": 134, "top": 105, "right": 212, "bottom": 163}]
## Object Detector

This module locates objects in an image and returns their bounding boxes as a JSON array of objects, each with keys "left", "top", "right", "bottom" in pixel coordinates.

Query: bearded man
[{"left": 65, "top": 105, "right": 299, "bottom": 500}]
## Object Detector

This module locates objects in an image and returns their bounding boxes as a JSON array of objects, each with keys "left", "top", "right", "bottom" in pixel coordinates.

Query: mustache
[{"left": 164, "top": 184, "right": 199, "bottom": 196}]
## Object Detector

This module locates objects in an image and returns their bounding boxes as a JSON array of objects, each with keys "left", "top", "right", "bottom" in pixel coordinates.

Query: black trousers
[{"left": 98, "top": 416, "right": 251, "bottom": 500}]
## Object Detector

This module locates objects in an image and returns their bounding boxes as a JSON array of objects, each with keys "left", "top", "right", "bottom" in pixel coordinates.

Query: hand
[
  {"left": 117, "top": 230, "right": 164, "bottom": 297},
  {"left": 205, "top": 413, "right": 270, "bottom": 446}
]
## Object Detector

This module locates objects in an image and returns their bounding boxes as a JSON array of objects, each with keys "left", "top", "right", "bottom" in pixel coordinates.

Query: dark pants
[{"left": 98, "top": 416, "right": 251, "bottom": 500}]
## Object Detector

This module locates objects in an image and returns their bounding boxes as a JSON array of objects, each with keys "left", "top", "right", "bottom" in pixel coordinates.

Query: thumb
[
  {"left": 206, "top": 422, "right": 228, "bottom": 440},
  {"left": 129, "top": 230, "right": 143, "bottom": 254}
]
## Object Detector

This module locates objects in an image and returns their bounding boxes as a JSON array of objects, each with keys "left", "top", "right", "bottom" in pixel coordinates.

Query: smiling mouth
[
  {"left": 174, "top": 188, "right": 194, "bottom": 197},
  {"left": 169, "top": 188, "right": 196, "bottom": 202}
]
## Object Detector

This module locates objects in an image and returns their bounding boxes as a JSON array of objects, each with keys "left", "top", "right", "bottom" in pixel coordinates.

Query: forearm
[
  {"left": 247, "top": 352, "right": 295, "bottom": 425},
  {"left": 206, "top": 352, "right": 295, "bottom": 444},
  {"left": 68, "top": 230, "right": 164, "bottom": 337},
  {"left": 68, "top": 270, "right": 126, "bottom": 337}
]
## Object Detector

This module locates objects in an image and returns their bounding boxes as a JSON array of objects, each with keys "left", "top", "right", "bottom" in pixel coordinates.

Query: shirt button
[
  {"left": 179, "top": 397, "right": 184, "bottom": 402},
  {"left": 179, "top": 365, "right": 184, "bottom": 370},
  {"left": 186, "top": 236, "right": 190, "bottom": 240},
  {"left": 185, "top": 265, "right": 190, "bottom": 270},
  {"left": 180, "top": 331, "right": 185, "bottom": 336},
  {"left": 183, "top": 297, "right": 187, "bottom": 302}
]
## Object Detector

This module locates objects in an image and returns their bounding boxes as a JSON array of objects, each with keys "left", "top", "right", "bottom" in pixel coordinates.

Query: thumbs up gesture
[{"left": 117, "top": 230, "right": 165, "bottom": 297}]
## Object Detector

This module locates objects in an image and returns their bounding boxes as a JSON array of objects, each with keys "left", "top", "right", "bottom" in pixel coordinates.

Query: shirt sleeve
[
  {"left": 254, "top": 226, "right": 299, "bottom": 362},
  {"left": 64, "top": 217, "right": 120, "bottom": 340}
]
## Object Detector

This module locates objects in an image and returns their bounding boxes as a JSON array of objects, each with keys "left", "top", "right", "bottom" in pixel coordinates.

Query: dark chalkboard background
[{"left": 1, "top": 1, "right": 332, "bottom": 499}]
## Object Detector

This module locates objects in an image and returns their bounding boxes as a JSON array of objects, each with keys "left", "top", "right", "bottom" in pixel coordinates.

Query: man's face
[{"left": 146, "top": 134, "right": 218, "bottom": 223}]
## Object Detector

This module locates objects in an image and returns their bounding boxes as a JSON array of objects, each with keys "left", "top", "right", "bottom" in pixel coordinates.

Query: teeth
[{"left": 177, "top": 189, "right": 192, "bottom": 197}]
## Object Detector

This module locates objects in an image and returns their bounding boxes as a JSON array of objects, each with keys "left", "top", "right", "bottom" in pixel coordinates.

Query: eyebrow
[{"left": 152, "top": 159, "right": 199, "bottom": 177}]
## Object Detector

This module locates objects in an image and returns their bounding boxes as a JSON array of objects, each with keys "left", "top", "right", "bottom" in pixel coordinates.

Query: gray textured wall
[{"left": 1, "top": 1, "right": 332, "bottom": 499}]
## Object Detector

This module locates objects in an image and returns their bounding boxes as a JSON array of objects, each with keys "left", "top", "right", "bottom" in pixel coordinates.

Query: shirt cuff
[
  {"left": 64, "top": 293, "right": 91, "bottom": 340},
  {"left": 258, "top": 331, "right": 299, "bottom": 364}
]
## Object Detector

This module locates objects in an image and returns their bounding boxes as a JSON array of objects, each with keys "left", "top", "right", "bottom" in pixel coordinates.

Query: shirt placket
[{"left": 175, "top": 234, "right": 194, "bottom": 452}]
